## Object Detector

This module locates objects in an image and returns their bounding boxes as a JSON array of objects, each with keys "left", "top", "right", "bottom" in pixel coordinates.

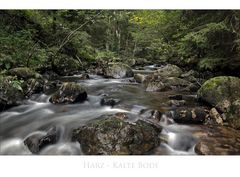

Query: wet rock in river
[
  {"left": 72, "top": 115, "right": 162, "bottom": 155},
  {"left": 43, "top": 80, "right": 62, "bottom": 93},
  {"left": 134, "top": 73, "right": 146, "bottom": 83},
  {"left": 168, "top": 100, "right": 186, "bottom": 107},
  {"left": 146, "top": 81, "right": 169, "bottom": 92},
  {"left": 100, "top": 98, "right": 120, "bottom": 107},
  {"left": 49, "top": 82, "right": 87, "bottom": 104},
  {"left": 79, "top": 73, "right": 90, "bottom": 80},
  {"left": 103, "top": 63, "right": 134, "bottom": 79},
  {"left": 168, "top": 94, "right": 183, "bottom": 100},
  {"left": 24, "top": 127, "right": 59, "bottom": 154},
  {"left": 171, "top": 107, "right": 208, "bottom": 124},
  {"left": 22, "top": 78, "right": 45, "bottom": 97},
  {"left": 195, "top": 126, "right": 240, "bottom": 155},
  {"left": 156, "top": 64, "right": 183, "bottom": 78},
  {"left": 140, "top": 109, "right": 162, "bottom": 121}
]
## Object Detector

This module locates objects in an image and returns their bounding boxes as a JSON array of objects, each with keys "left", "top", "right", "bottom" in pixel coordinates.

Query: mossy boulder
[
  {"left": 8, "top": 67, "right": 42, "bottom": 80},
  {"left": 72, "top": 115, "right": 162, "bottom": 155},
  {"left": 49, "top": 82, "right": 87, "bottom": 104},
  {"left": 0, "top": 76, "right": 24, "bottom": 110},
  {"left": 197, "top": 76, "right": 240, "bottom": 128},
  {"left": 104, "top": 63, "right": 134, "bottom": 79},
  {"left": 156, "top": 64, "right": 183, "bottom": 78},
  {"left": 198, "top": 76, "right": 240, "bottom": 106},
  {"left": 22, "top": 78, "right": 45, "bottom": 97}
]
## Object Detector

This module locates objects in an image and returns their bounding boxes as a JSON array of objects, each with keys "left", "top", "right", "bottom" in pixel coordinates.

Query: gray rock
[
  {"left": 134, "top": 73, "right": 146, "bottom": 83},
  {"left": 171, "top": 107, "right": 208, "bottom": 124},
  {"left": 100, "top": 98, "right": 120, "bottom": 107},
  {"left": 104, "top": 63, "right": 134, "bottom": 79},
  {"left": 156, "top": 64, "right": 183, "bottom": 77},
  {"left": 197, "top": 76, "right": 240, "bottom": 129},
  {"left": 49, "top": 82, "right": 87, "bottom": 104},
  {"left": 24, "top": 127, "right": 59, "bottom": 154},
  {"left": 72, "top": 115, "right": 162, "bottom": 155}
]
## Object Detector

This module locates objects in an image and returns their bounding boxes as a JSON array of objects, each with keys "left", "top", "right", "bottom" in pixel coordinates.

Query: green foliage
[
  {"left": 0, "top": 10, "right": 240, "bottom": 74},
  {"left": 0, "top": 75, "right": 24, "bottom": 92},
  {"left": 96, "top": 50, "right": 116, "bottom": 61},
  {"left": 198, "top": 58, "right": 226, "bottom": 71}
]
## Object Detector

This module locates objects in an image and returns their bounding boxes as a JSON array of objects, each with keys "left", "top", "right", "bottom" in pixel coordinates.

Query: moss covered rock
[
  {"left": 104, "top": 63, "right": 134, "bottom": 79},
  {"left": 22, "top": 78, "right": 45, "bottom": 97},
  {"left": 8, "top": 67, "right": 42, "bottom": 80},
  {"left": 197, "top": 76, "right": 240, "bottom": 128},
  {"left": 0, "top": 76, "right": 24, "bottom": 110},
  {"left": 49, "top": 82, "right": 87, "bottom": 104},
  {"left": 72, "top": 115, "right": 162, "bottom": 155},
  {"left": 156, "top": 64, "right": 183, "bottom": 77}
]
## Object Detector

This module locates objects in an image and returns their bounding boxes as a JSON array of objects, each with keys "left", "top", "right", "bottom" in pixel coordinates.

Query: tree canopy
[{"left": 0, "top": 10, "right": 240, "bottom": 74}]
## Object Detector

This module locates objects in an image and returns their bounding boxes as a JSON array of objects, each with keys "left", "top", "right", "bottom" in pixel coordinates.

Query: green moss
[{"left": 8, "top": 67, "right": 41, "bottom": 80}]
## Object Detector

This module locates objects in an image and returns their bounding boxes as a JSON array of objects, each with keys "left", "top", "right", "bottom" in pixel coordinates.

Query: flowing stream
[{"left": 0, "top": 67, "right": 205, "bottom": 155}]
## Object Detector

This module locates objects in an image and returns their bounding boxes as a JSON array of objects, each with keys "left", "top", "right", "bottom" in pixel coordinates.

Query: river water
[{"left": 0, "top": 72, "right": 204, "bottom": 155}]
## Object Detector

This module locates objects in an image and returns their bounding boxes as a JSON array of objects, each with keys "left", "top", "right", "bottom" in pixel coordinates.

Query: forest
[{"left": 1, "top": 10, "right": 240, "bottom": 155}]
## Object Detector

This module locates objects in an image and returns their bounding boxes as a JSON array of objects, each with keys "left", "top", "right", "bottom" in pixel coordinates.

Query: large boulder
[
  {"left": 103, "top": 63, "right": 134, "bottom": 79},
  {"left": 49, "top": 82, "right": 87, "bottom": 104},
  {"left": 72, "top": 115, "right": 162, "bottom": 155},
  {"left": 24, "top": 127, "right": 59, "bottom": 154},
  {"left": 171, "top": 107, "right": 208, "bottom": 124},
  {"left": 156, "top": 64, "right": 183, "bottom": 78},
  {"left": 0, "top": 76, "right": 24, "bottom": 110},
  {"left": 197, "top": 76, "right": 240, "bottom": 128},
  {"left": 22, "top": 78, "right": 45, "bottom": 97},
  {"left": 194, "top": 126, "right": 240, "bottom": 155},
  {"left": 8, "top": 67, "right": 42, "bottom": 80}
]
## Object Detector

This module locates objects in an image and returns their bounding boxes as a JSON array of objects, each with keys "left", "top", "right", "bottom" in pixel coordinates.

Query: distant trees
[{"left": 0, "top": 10, "right": 240, "bottom": 74}]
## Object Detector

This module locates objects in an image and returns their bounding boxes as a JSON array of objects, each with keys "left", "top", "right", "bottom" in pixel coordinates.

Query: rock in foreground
[
  {"left": 195, "top": 126, "right": 240, "bottom": 155},
  {"left": 24, "top": 127, "right": 59, "bottom": 154},
  {"left": 50, "top": 82, "right": 87, "bottom": 104},
  {"left": 72, "top": 115, "right": 162, "bottom": 155}
]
